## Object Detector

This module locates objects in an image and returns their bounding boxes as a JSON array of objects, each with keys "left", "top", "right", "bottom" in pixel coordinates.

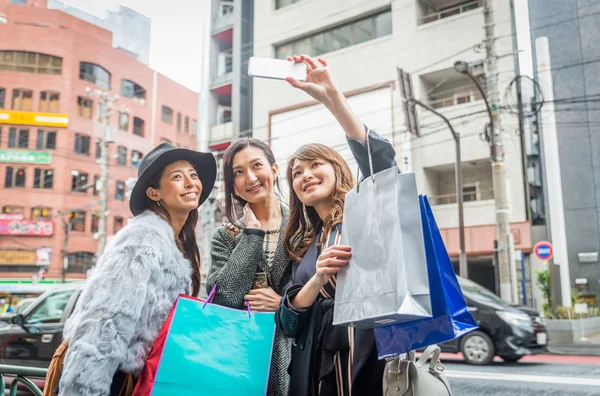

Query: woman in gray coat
[
  {"left": 207, "top": 138, "right": 291, "bottom": 396},
  {"left": 48, "top": 143, "right": 216, "bottom": 395}
]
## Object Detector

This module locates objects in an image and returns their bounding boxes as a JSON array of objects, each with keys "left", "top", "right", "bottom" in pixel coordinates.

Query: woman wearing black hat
[{"left": 43, "top": 143, "right": 216, "bottom": 396}]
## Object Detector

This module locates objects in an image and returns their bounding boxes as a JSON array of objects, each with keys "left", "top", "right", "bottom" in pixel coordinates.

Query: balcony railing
[
  {"left": 210, "top": 121, "right": 234, "bottom": 144},
  {"left": 430, "top": 188, "right": 494, "bottom": 206},
  {"left": 420, "top": 0, "right": 482, "bottom": 25},
  {"left": 213, "top": 7, "right": 234, "bottom": 33},
  {"left": 0, "top": 364, "right": 47, "bottom": 396},
  {"left": 427, "top": 90, "right": 482, "bottom": 110}
]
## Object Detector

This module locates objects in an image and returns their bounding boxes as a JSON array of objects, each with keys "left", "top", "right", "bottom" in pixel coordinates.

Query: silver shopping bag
[{"left": 333, "top": 138, "right": 431, "bottom": 328}]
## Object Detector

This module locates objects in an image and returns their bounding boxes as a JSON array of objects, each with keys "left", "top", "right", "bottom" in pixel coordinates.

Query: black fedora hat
[{"left": 129, "top": 142, "right": 217, "bottom": 216}]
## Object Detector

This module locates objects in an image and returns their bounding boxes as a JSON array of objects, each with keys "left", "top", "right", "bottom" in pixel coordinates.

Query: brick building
[{"left": 0, "top": 0, "right": 199, "bottom": 292}]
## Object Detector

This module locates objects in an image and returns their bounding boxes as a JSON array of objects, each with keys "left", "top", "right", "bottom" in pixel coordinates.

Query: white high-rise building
[
  {"left": 252, "top": 0, "right": 537, "bottom": 304},
  {"left": 47, "top": 0, "right": 150, "bottom": 64}
]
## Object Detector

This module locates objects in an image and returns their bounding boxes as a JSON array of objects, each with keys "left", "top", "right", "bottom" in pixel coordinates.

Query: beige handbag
[{"left": 383, "top": 345, "right": 452, "bottom": 396}]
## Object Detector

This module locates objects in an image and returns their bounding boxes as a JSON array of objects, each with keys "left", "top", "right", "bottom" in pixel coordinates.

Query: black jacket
[{"left": 275, "top": 130, "right": 396, "bottom": 396}]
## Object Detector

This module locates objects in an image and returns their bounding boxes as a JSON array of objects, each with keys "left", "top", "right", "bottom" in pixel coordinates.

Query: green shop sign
[{"left": 0, "top": 150, "right": 52, "bottom": 164}]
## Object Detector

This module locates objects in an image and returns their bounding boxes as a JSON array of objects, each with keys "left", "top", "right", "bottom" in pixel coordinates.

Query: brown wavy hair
[
  {"left": 145, "top": 168, "right": 201, "bottom": 297},
  {"left": 283, "top": 143, "right": 354, "bottom": 262}
]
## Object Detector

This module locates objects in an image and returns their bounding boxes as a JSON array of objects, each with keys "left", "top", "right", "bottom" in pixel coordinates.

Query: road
[{"left": 441, "top": 353, "right": 600, "bottom": 396}]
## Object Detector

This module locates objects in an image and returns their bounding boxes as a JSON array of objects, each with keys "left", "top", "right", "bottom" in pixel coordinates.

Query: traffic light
[{"left": 397, "top": 68, "right": 420, "bottom": 137}]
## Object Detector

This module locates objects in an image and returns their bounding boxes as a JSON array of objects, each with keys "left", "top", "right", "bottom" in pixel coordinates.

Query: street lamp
[{"left": 454, "top": 61, "right": 494, "bottom": 135}]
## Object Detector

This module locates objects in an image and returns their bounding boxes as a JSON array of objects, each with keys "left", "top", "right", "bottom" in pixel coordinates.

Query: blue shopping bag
[
  {"left": 133, "top": 294, "right": 276, "bottom": 395},
  {"left": 373, "top": 195, "right": 478, "bottom": 358}
]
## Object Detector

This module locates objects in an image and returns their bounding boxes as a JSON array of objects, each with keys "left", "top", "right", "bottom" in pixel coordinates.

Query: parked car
[
  {"left": 0, "top": 282, "right": 84, "bottom": 368},
  {"left": 439, "top": 277, "right": 548, "bottom": 365}
]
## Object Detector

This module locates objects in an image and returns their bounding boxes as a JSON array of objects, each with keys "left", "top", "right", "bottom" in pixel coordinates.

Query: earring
[{"left": 156, "top": 200, "right": 162, "bottom": 207}]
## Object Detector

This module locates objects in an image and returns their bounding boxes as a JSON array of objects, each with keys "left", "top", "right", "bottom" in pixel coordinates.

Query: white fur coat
[{"left": 59, "top": 210, "right": 192, "bottom": 395}]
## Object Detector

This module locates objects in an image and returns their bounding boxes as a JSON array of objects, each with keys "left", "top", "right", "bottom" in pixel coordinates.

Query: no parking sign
[{"left": 534, "top": 241, "right": 553, "bottom": 261}]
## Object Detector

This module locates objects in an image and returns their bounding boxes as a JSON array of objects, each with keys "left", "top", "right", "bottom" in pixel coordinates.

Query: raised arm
[{"left": 285, "top": 55, "right": 365, "bottom": 142}]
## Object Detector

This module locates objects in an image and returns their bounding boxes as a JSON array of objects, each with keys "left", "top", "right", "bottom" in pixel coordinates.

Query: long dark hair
[
  {"left": 283, "top": 143, "right": 354, "bottom": 262},
  {"left": 145, "top": 168, "right": 201, "bottom": 297},
  {"left": 222, "top": 138, "right": 280, "bottom": 224}
]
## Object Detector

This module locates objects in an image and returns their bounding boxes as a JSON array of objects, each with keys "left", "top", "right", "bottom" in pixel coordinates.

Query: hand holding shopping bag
[
  {"left": 333, "top": 131, "right": 432, "bottom": 328},
  {"left": 133, "top": 286, "right": 276, "bottom": 396}
]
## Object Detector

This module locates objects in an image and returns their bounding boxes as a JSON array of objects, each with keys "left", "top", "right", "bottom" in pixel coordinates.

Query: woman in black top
[{"left": 276, "top": 55, "right": 397, "bottom": 395}]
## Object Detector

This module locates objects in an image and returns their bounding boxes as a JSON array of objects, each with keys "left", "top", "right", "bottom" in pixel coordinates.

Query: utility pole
[
  {"left": 85, "top": 88, "right": 119, "bottom": 257},
  {"left": 62, "top": 216, "right": 70, "bottom": 283},
  {"left": 483, "top": 0, "right": 514, "bottom": 302}
]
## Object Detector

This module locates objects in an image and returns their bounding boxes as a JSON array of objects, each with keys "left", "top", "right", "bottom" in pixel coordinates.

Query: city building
[
  {"left": 0, "top": 0, "right": 199, "bottom": 292},
  {"left": 198, "top": 0, "right": 254, "bottom": 271},
  {"left": 248, "top": 0, "right": 537, "bottom": 305},
  {"left": 528, "top": 0, "right": 600, "bottom": 305},
  {"left": 47, "top": 0, "right": 151, "bottom": 65}
]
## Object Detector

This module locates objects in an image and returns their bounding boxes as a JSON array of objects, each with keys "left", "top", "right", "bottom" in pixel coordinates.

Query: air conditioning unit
[{"left": 217, "top": 106, "right": 232, "bottom": 124}]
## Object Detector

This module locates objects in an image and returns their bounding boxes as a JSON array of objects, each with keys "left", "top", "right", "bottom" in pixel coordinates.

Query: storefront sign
[
  {"left": 0, "top": 150, "right": 52, "bottom": 164},
  {"left": 0, "top": 219, "right": 54, "bottom": 236},
  {"left": 0, "top": 214, "right": 24, "bottom": 221},
  {"left": 0, "top": 110, "right": 69, "bottom": 128},
  {"left": 0, "top": 249, "right": 36, "bottom": 265},
  {"left": 35, "top": 247, "right": 52, "bottom": 266}
]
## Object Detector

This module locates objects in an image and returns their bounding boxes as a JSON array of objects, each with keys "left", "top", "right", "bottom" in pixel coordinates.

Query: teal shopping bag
[{"left": 134, "top": 295, "right": 276, "bottom": 395}]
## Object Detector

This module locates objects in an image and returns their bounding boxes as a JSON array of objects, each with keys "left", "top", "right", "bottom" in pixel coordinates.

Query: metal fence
[{"left": 0, "top": 365, "right": 47, "bottom": 396}]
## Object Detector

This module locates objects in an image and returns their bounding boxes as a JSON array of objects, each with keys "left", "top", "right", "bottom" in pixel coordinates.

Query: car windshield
[{"left": 458, "top": 277, "right": 507, "bottom": 306}]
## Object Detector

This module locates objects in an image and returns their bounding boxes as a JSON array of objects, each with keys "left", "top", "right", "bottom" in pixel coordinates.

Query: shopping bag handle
[
  {"left": 203, "top": 284, "right": 252, "bottom": 317},
  {"left": 356, "top": 128, "right": 375, "bottom": 193}
]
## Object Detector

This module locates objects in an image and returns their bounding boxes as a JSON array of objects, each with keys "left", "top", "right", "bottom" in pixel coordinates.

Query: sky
[{"left": 56, "top": 0, "right": 211, "bottom": 92}]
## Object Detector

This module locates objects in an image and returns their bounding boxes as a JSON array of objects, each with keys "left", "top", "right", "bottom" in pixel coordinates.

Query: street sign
[
  {"left": 0, "top": 150, "right": 52, "bottom": 164},
  {"left": 534, "top": 241, "right": 553, "bottom": 261}
]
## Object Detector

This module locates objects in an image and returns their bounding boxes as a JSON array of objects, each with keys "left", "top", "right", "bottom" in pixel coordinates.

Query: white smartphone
[{"left": 248, "top": 57, "right": 307, "bottom": 82}]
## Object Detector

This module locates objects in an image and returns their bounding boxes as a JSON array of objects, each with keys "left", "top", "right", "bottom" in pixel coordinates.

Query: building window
[
  {"left": 9, "top": 128, "right": 29, "bottom": 148},
  {"left": 34, "top": 168, "right": 53, "bottom": 189},
  {"left": 69, "top": 211, "right": 86, "bottom": 232},
  {"left": 91, "top": 213, "right": 100, "bottom": 233},
  {"left": 114, "top": 216, "right": 124, "bottom": 233},
  {"left": 0, "top": 51, "right": 62, "bottom": 75},
  {"left": 0, "top": 88, "right": 6, "bottom": 109},
  {"left": 95, "top": 140, "right": 102, "bottom": 159},
  {"left": 115, "top": 181, "right": 125, "bottom": 201},
  {"left": 5, "top": 167, "right": 26, "bottom": 188},
  {"left": 275, "top": 10, "right": 392, "bottom": 58},
  {"left": 2, "top": 205, "right": 24, "bottom": 215},
  {"left": 184, "top": 116, "right": 190, "bottom": 134},
  {"left": 12, "top": 89, "right": 33, "bottom": 111},
  {"left": 131, "top": 150, "right": 143, "bottom": 168},
  {"left": 117, "top": 146, "right": 127, "bottom": 166},
  {"left": 121, "top": 79, "right": 146, "bottom": 104},
  {"left": 39, "top": 91, "right": 60, "bottom": 113},
  {"left": 161, "top": 106, "right": 173, "bottom": 124},
  {"left": 77, "top": 97, "right": 93, "bottom": 119},
  {"left": 71, "top": 170, "right": 89, "bottom": 192},
  {"left": 79, "top": 62, "right": 111, "bottom": 90},
  {"left": 192, "top": 119, "right": 197, "bottom": 136},
  {"left": 37, "top": 129, "right": 56, "bottom": 150},
  {"left": 177, "top": 113, "right": 182, "bottom": 133},
  {"left": 275, "top": 0, "right": 302, "bottom": 9},
  {"left": 133, "top": 117, "right": 145, "bottom": 137},
  {"left": 118, "top": 112, "right": 129, "bottom": 132},
  {"left": 74, "top": 134, "right": 90, "bottom": 155},
  {"left": 31, "top": 207, "right": 52, "bottom": 220},
  {"left": 93, "top": 175, "right": 100, "bottom": 196},
  {"left": 66, "top": 252, "right": 95, "bottom": 272}
]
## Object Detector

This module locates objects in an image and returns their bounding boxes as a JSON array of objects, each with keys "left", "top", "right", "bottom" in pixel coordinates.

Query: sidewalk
[{"left": 547, "top": 331, "right": 600, "bottom": 356}]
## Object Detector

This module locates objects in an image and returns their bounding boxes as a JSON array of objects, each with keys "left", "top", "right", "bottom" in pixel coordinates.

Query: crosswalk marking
[{"left": 446, "top": 370, "right": 600, "bottom": 386}]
